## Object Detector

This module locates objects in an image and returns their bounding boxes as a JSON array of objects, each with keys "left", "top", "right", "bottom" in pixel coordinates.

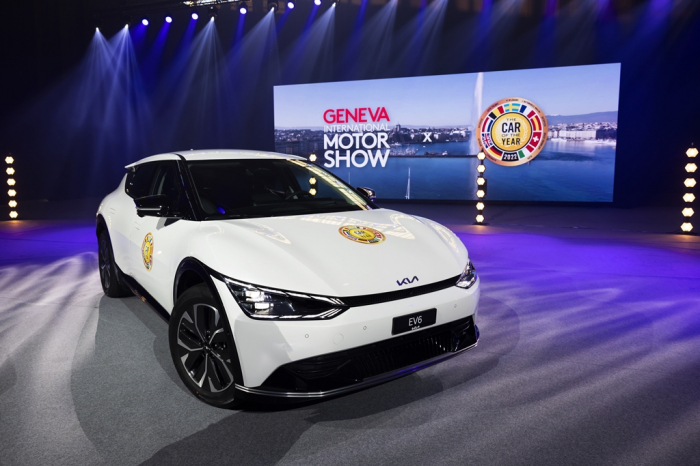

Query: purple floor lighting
[{"left": 1, "top": 202, "right": 699, "bottom": 464}]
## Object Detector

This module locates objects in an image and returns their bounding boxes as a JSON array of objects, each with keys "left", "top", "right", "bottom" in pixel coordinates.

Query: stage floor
[{"left": 1, "top": 204, "right": 699, "bottom": 465}]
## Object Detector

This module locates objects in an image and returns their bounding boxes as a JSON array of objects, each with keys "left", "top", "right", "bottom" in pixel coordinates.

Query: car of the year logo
[{"left": 96, "top": 150, "right": 480, "bottom": 407}]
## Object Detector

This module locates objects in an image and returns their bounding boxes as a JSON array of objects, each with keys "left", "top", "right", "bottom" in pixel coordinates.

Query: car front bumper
[{"left": 212, "top": 276, "right": 480, "bottom": 397}]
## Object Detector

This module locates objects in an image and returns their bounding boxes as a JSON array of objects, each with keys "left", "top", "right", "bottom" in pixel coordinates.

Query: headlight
[
  {"left": 224, "top": 278, "right": 348, "bottom": 320},
  {"left": 455, "top": 260, "right": 477, "bottom": 289}
]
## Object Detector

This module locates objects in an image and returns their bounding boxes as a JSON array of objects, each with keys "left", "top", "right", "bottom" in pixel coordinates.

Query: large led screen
[{"left": 274, "top": 64, "right": 621, "bottom": 202}]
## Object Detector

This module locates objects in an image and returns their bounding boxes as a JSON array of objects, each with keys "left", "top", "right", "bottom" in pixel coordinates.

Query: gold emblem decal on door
[{"left": 142, "top": 233, "right": 154, "bottom": 271}]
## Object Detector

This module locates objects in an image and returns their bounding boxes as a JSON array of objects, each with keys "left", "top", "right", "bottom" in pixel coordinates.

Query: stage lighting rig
[
  {"left": 191, "top": 10, "right": 199, "bottom": 20},
  {"left": 208, "top": 6, "right": 218, "bottom": 20},
  {"left": 239, "top": 2, "right": 248, "bottom": 14},
  {"left": 5, "top": 154, "right": 16, "bottom": 220},
  {"left": 287, "top": 0, "right": 295, "bottom": 9},
  {"left": 681, "top": 144, "right": 697, "bottom": 234},
  {"left": 141, "top": 17, "right": 149, "bottom": 26},
  {"left": 314, "top": 0, "right": 321, "bottom": 4},
  {"left": 268, "top": 0, "right": 279, "bottom": 12},
  {"left": 165, "top": 14, "right": 173, "bottom": 23},
  {"left": 474, "top": 152, "right": 488, "bottom": 225}
]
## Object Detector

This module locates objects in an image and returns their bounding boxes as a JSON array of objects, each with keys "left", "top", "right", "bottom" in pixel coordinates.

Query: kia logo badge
[{"left": 397, "top": 276, "right": 419, "bottom": 286}]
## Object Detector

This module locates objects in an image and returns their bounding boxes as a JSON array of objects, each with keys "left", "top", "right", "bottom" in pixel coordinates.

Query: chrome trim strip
[{"left": 234, "top": 339, "right": 478, "bottom": 399}]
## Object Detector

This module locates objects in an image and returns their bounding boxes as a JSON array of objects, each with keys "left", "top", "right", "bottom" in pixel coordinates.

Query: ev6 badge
[
  {"left": 339, "top": 225, "right": 386, "bottom": 244},
  {"left": 477, "top": 97, "right": 548, "bottom": 166},
  {"left": 142, "top": 233, "right": 154, "bottom": 271}
]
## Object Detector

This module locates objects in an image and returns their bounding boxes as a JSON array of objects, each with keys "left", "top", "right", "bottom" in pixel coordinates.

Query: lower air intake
[{"left": 260, "top": 316, "right": 477, "bottom": 393}]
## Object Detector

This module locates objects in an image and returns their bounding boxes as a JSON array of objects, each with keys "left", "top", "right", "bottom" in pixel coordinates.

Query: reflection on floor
[{"left": 1, "top": 206, "right": 699, "bottom": 466}]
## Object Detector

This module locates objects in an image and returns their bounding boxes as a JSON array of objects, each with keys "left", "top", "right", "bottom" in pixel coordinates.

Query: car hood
[{"left": 194, "top": 208, "right": 468, "bottom": 297}]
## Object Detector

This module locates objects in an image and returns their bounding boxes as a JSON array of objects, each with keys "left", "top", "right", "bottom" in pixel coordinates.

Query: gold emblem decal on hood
[{"left": 339, "top": 225, "right": 386, "bottom": 244}]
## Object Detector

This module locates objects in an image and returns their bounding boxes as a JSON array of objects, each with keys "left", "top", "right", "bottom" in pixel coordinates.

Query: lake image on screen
[
  {"left": 275, "top": 64, "right": 621, "bottom": 202},
  {"left": 327, "top": 139, "right": 616, "bottom": 202}
]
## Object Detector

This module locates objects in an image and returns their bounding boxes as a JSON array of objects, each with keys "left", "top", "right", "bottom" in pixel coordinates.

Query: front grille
[
  {"left": 340, "top": 275, "right": 460, "bottom": 307},
  {"left": 260, "top": 316, "right": 477, "bottom": 393}
]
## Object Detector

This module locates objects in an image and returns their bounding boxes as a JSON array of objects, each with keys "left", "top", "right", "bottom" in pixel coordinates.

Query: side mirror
[
  {"left": 356, "top": 187, "right": 376, "bottom": 202},
  {"left": 134, "top": 194, "right": 172, "bottom": 218}
]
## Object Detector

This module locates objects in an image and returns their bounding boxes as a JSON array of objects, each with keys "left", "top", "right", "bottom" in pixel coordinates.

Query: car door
[
  {"left": 119, "top": 162, "right": 159, "bottom": 275},
  {"left": 129, "top": 161, "right": 195, "bottom": 311}
]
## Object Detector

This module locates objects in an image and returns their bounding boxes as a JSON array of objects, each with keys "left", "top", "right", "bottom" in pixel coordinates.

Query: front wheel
[{"left": 169, "top": 284, "right": 240, "bottom": 408}]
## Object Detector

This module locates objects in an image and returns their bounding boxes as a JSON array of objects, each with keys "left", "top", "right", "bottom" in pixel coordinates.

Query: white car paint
[{"left": 98, "top": 150, "right": 480, "bottom": 394}]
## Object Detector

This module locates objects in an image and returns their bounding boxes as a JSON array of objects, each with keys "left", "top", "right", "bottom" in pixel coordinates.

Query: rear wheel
[
  {"left": 98, "top": 231, "right": 132, "bottom": 298},
  {"left": 169, "top": 284, "right": 240, "bottom": 408}
]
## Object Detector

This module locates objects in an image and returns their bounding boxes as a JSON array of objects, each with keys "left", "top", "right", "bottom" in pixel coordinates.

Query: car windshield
[{"left": 187, "top": 158, "right": 374, "bottom": 220}]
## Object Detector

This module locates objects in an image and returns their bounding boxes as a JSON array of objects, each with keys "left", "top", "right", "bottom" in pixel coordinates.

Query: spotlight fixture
[
  {"left": 191, "top": 10, "right": 199, "bottom": 20},
  {"left": 6, "top": 154, "right": 17, "bottom": 220},
  {"left": 142, "top": 17, "right": 149, "bottom": 26},
  {"left": 208, "top": 6, "right": 217, "bottom": 20},
  {"left": 165, "top": 15, "right": 173, "bottom": 23},
  {"left": 474, "top": 152, "right": 488, "bottom": 225},
  {"left": 314, "top": 0, "right": 321, "bottom": 4},
  {"left": 268, "top": 1, "right": 279, "bottom": 11},
  {"left": 681, "top": 145, "right": 696, "bottom": 234},
  {"left": 96, "top": 27, "right": 100, "bottom": 32},
  {"left": 239, "top": 2, "right": 248, "bottom": 14},
  {"left": 287, "top": 0, "right": 295, "bottom": 9}
]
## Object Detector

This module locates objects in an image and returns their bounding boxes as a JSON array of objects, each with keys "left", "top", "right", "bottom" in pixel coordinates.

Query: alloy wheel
[
  {"left": 99, "top": 237, "right": 112, "bottom": 290},
  {"left": 176, "top": 303, "right": 234, "bottom": 393}
]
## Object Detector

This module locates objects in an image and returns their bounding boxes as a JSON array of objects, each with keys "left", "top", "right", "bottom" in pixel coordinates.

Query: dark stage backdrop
[{"left": 0, "top": 0, "right": 698, "bottom": 207}]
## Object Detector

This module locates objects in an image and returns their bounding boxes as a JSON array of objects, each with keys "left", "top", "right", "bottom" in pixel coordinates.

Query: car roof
[{"left": 125, "top": 150, "right": 306, "bottom": 168}]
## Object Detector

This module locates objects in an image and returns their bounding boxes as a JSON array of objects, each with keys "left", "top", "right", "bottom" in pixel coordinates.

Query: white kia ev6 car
[{"left": 96, "top": 150, "right": 480, "bottom": 407}]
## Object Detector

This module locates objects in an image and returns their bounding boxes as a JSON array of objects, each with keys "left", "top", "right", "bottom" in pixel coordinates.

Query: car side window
[
  {"left": 125, "top": 162, "right": 158, "bottom": 199},
  {"left": 150, "top": 162, "right": 185, "bottom": 216}
]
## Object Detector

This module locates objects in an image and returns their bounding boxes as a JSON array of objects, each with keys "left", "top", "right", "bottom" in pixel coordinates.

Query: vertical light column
[
  {"left": 6, "top": 155, "right": 17, "bottom": 220},
  {"left": 475, "top": 151, "right": 487, "bottom": 224},
  {"left": 682, "top": 145, "right": 697, "bottom": 233}
]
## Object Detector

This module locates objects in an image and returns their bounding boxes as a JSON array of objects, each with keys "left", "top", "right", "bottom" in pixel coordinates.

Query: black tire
[
  {"left": 98, "top": 231, "right": 133, "bottom": 298},
  {"left": 169, "top": 284, "right": 240, "bottom": 408}
]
